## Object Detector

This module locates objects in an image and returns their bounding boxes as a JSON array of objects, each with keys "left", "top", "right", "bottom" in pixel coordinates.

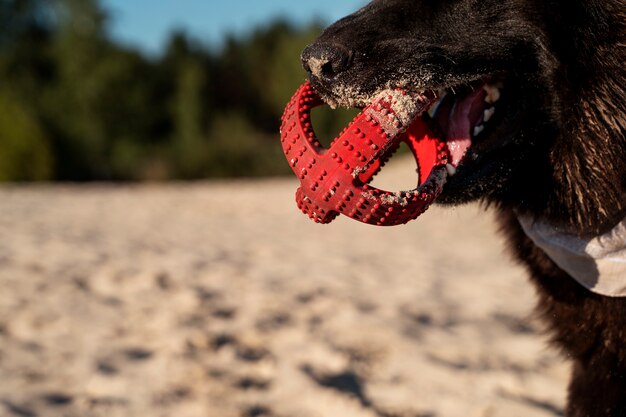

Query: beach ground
[{"left": 0, "top": 161, "right": 568, "bottom": 417}]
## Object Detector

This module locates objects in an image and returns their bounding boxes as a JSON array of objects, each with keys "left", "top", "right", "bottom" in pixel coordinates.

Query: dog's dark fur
[{"left": 302, "top": 1, "right": 626, "bottom": 415}]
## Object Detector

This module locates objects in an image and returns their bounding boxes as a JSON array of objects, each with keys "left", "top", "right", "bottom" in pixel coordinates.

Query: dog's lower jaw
[
  {"left": 435, "top": 158, "right": 517, "bottom": 205},
  {"left": 434, "top": 136, "right": 539, "bottom": 206}
]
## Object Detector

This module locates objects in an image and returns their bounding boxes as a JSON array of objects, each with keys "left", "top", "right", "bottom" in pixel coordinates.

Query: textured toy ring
[{"left": 280, "top": 82, "right": 449, "bottom": 226}]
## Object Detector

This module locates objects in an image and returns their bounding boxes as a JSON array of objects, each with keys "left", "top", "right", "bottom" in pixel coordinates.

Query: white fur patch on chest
[{"left": 518, "top": 216, "right": 626, "bottom": 297}]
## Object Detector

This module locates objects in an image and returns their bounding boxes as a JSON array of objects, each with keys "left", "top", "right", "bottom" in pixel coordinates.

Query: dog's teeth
[
  {"left": 473, "top": 125, "right": 485, "bottom": 136},
  {"left": 446, "top": 164, "right": 457, "bottom": 177},
  {"left": 483, "top": 84, "right": 501, "bottom": 104},
  {"left": 483, "top": 107, "right": 495, "bottom": 122},
  {"left": 427, "top": 101, "right": 439, "bottom": 118}
]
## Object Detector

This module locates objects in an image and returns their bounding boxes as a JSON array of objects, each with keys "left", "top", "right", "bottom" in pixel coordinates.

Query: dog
[{"left": 300, "top": 1, "right": 626, "bottom": 415}]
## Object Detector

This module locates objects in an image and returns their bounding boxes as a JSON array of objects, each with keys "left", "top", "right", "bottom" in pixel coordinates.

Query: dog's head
[{"left": 302, "top": 0, "right": 626, "bottom": 234}]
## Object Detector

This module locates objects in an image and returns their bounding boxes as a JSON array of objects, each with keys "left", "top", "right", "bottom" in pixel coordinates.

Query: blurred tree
[
  {"left": 0, "top": 0, "right": 56, "bottom": 180},
  {"left": 47, "top": 0, "right": 124, "bottom": 179},
  {"left": 0, "top": 89, "right": 52, "bottom": 180},
  {"left": 163, "top": 32, "right": 211, "bottom": 178},
  {"left": 0, "top": 0, "right": 356, "bottom": 181}
]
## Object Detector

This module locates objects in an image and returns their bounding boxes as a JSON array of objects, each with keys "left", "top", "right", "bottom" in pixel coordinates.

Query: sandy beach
[{"left": 0, "top": 159, "right": 569, "bottom": 417}]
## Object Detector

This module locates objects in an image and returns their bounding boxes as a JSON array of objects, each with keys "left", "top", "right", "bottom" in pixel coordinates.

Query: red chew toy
[{"left": 280, "top": 82, "right": 449, "bottom": 226}]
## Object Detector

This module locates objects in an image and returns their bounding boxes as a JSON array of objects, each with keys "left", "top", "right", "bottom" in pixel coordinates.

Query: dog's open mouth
[
  {"left": 425, "top": 79, "right": 504, "bottom": 174},
  {"left": 280, "top": 77, "right": 509, "bottom": 225},
  {"left": 314, "top": 77, "right": 506, "bottom": 177}
]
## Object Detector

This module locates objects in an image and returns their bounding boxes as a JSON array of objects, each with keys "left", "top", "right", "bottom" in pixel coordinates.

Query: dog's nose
[{"left": 301, "top": 43, "right": 353, "bottom": 80}]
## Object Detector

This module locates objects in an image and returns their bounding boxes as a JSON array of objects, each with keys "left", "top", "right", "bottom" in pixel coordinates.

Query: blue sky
[{"left": 101, "top": 0, "right": 367, "bottom": 55}]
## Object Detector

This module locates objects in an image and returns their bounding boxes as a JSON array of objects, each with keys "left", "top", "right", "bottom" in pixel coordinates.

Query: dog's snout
[{"left": 301, "top": 43, "right": 353, "bottom": 80}]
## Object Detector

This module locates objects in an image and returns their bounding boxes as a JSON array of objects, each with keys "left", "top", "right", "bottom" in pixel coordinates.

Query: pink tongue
[{"left": 445, "top": 87, "right": 487, "bottom": 166}]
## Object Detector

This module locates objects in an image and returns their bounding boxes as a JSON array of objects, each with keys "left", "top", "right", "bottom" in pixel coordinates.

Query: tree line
[{"left": 0, "top": 0, "right": 356, "bottom": 181}]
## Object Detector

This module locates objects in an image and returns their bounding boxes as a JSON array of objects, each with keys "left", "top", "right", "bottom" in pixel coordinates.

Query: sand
[{"left": 0, "top": 158, "right": 569, "bottom": 417}]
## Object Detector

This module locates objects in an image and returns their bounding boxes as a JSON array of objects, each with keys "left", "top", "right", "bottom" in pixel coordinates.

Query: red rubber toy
[{"left": 280, "top": 82, "right": 448, "bottom": 226}]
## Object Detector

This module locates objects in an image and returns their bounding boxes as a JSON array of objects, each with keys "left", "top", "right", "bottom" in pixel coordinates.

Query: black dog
[{"left": 301, "top": 1, "right": 626, "bottom": 415}]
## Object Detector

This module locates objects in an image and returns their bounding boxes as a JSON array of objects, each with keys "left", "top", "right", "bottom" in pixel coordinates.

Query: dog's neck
[{"left": 518, "top": 214, "right": 626, "bottom": 297}]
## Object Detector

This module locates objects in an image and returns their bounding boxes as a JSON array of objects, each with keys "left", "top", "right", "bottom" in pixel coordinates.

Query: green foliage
[
  {"left": 204, "top": 112, "right": 291, "bottom": 178},
  {"left": 0, "top": 90, "right": 53, "bottom": 180},
  {"left": 0, "top": 1, "right": 353, "bottom": 181}
]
